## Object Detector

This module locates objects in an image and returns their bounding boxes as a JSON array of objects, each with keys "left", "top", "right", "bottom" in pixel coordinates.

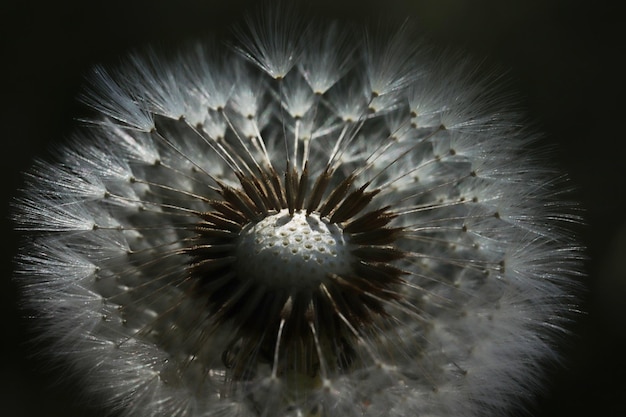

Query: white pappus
[{"left": 13, "top": 8, "right": 582, "bottom": 417}]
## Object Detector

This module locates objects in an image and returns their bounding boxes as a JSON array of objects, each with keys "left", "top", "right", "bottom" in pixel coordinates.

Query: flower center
[
  {"left": 188, "top": 168, "right": 405, "bottom": 378},
  {"left": 236, "top": 211, "right": 352, "bottom": 290}
]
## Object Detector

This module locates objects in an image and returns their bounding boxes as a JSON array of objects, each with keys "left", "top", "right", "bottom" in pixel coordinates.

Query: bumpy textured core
[{"left": 236, "top": 211, "right": 352, "bottom": 289}]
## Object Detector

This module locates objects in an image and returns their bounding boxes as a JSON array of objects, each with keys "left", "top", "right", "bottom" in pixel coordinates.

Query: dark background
[{"left": 2, "top": 1, "right": 624, "bottom": 416}]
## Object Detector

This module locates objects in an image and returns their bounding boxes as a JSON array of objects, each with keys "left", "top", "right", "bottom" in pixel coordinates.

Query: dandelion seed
[{"left": 13, "top": 8, "right": 582, "bottom": 417}]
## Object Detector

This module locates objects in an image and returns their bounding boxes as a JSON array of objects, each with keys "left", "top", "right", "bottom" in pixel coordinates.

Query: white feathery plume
[{"left": 13, "top": 7, "right": 582, "bottom": 417}]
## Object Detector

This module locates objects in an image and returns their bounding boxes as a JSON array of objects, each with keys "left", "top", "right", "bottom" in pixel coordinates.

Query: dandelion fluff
[{"left": 13, "top": 9, "right": 581, "bottom": 417}]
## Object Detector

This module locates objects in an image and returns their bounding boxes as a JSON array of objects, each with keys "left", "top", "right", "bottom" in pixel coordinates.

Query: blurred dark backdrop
[{"left": 2, "top": 1, "right": 624, "bottom": 416}]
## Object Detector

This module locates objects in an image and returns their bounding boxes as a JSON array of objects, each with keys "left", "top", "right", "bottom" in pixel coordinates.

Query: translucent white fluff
[{"left": 13, "top": 8, "right": 581, "bottom": 417}]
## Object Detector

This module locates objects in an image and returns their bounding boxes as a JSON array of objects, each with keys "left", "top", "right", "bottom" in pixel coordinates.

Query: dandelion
[{"left": 13, "top": 9, "right": 581, "bottom": 417}]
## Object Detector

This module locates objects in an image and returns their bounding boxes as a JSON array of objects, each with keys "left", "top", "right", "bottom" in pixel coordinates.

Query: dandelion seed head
[{"left": 13, "top": 6, "right": 582, "bottom": 417}]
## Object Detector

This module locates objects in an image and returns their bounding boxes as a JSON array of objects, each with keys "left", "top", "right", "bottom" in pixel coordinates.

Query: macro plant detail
[{"left": 13, "top": 10, "right": 581, "bottom": 417}]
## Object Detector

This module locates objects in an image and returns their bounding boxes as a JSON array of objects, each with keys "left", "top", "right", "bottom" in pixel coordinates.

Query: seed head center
[{"left": 236, "top": 211, "right": 352, "bottom": 289}]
